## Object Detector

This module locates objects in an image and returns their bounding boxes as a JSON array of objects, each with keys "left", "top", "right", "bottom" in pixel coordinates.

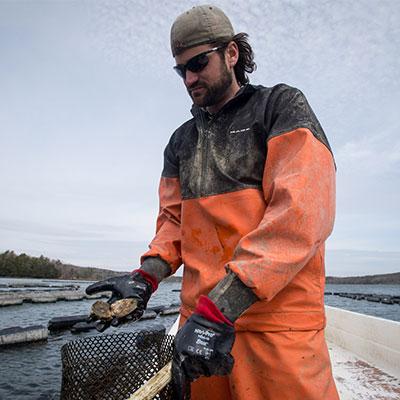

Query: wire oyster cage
[{"left": 60, "top": 330, "right": 174, "bottom": 400}]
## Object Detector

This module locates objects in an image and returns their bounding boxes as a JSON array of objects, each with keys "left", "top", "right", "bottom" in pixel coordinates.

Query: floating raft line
[
  {"left": 0, "top": 290, "right": 109, "bottom": 307},
  {"left": 48, "top": 314, "right": 89, "bottom": 331},
  {"left": 0, "top": 298, "right": 23, "bottom": 306},
  {"left": 31, "top": 297, "right": 58, "bottom": 304},
  {"left": 0, "top": 325, "right": 48, "bottom": 346},
  {"left": 1, "top": 303, "right": 180, "bottom": 345},
  {"left": 160, "top": 306, "right": 180, "bottom": 316},
  {"left": 324, "top": 292, "right": 400, "bottom": 305},
  {"left": 48, "top": 303, "right": 181, "bottom": 334},
  {"left": 4, "top": 283, "right": 79, "bottom": 289},
  {"left": 141, "top": 310, "right": 158, "bottom": 320},
  {"left": 71, "top": 322, "right": 96, "bottom": 333}
]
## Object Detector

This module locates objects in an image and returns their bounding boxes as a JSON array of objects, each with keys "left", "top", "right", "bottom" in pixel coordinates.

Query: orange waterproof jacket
[{"left": 142, "top": 84, "right": 335, "bottom": 332}]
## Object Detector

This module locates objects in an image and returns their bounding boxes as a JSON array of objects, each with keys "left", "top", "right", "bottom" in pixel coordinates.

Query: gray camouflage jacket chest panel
[{"left": 162, "top": 84, "right": 332, "bottom": 200}]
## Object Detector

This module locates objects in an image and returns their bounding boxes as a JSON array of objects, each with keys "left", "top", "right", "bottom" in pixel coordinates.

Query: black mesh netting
[{"left": 61, "top": 330, "right": 175, "bottom": 400}]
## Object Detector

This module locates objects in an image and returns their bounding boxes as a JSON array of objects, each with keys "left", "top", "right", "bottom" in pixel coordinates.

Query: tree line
[
  {"left": 0, "top": 250, "right": 61, "bottom": 279},
  {"left": 0, "top": 250, "right": 126, "bottom": 281}
]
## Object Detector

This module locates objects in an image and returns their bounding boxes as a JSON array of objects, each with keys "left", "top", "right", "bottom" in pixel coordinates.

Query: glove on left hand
[
  {"left": 172, "top": 296, "right": 235, "bottom": 399},
  {"left": 86, "top": 270, "right": 155, "bottom": 331}
]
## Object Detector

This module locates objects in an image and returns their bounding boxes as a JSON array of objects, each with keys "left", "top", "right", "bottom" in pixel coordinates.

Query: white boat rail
[{"left": 325, "top": 306, "right": 400, "bottom": 399}]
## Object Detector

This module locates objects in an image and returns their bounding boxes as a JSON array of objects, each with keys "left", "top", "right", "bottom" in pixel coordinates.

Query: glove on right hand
[{"left": 172, "top": 296, "right": 235, "bottom": 399}]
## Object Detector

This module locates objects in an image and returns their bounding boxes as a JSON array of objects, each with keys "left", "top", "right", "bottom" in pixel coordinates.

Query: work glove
[
  {"left": 85, "top": 270, "right": 157, "bottom": 331},
  {"left": 172, "top": 295, "right": 235, "bottom": 400}
]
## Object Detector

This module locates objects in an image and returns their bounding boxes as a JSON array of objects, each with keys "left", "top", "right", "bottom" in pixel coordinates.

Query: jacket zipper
[{"left": 200, "top": 128, "right": 210, "bottom": 197}]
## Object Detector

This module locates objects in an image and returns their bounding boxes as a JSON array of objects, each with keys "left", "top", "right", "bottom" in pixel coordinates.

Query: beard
[{"left": 188, "top": 62, "right": 233, "bottom": 108}]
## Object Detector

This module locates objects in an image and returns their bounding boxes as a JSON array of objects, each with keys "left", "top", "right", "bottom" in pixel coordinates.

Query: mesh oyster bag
[{"left": 61, "top": 330, "right": 174, "bottom": 400}]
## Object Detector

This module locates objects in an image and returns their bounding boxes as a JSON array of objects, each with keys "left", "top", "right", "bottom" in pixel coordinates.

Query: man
[{"left": 87, "top": 5, "right": 340, "bottom": 399}]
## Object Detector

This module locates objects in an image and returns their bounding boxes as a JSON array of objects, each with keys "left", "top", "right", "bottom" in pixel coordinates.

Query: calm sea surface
[{"left": 0, "top": 278, "right": 399, "bottom": 399}]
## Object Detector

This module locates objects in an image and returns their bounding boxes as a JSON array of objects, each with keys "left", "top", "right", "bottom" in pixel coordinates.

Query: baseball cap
[{"left": 170, "top": 5, "right": 235, "bottom": 57}]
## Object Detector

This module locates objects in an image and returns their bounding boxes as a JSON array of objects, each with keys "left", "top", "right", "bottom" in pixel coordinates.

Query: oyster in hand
[{"left": 111, "top": 298, "right": 138, "bottom": 318}]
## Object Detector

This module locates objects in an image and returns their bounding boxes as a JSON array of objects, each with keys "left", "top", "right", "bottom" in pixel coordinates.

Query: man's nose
[{"left": 184, "top": 70, "right": 199, "bottom": 87}]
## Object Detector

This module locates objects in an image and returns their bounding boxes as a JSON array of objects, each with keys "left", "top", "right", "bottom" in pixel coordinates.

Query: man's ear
[{"left": 225, "top": 41, "right": 239, "bottom": 68}]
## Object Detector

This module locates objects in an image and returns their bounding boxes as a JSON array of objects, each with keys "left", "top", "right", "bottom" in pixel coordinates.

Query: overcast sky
[{"left": 1, "top": 0, "right": 399, "bottom": 276}]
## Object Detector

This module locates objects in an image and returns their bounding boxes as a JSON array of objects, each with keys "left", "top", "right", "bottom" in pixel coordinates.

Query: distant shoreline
[
  {"left": 2, "top": 273, "right": 400, "bottom": 286},
  {"left": 1, "top": 251, "right": 399, "bottom": 285},
  {"left": 326, "top": 272, "right": 400, "bottom": 285},
  {"left": 169, "top": 272, "right": 400, "bottom": 285}
]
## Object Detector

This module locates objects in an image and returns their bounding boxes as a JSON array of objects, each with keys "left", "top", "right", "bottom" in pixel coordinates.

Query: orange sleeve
[
  {"left": 227, "top": 128, "right": 336, "bottom": 301},
  {"left": 141, "top": 176, "right": 182, "bottom": 273}
]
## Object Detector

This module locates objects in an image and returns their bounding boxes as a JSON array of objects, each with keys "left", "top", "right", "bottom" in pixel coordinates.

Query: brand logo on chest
[{"left": 229, "top": 127, "right": 251, "bottom": 134}]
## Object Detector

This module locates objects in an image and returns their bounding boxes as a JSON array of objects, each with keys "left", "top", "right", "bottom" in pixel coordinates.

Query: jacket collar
[{"left": 190, "top": 84, "right": 257, "bottom": 120}]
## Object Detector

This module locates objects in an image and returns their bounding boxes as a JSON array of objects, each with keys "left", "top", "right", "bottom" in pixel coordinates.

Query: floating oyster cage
[{"left": 61, "top": 330, "right": 174, "bottom": 400}]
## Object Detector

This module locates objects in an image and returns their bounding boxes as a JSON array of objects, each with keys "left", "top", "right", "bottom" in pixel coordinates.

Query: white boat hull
[{"left": 326, "top": 306, "right": 400, "bottom": 399}]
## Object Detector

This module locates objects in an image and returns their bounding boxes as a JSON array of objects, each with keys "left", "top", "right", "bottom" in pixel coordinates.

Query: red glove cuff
[
  {"left": 132, "top": 269, "right": 158, "bottom": 292},
  {"left": 195, "top": 295, "right": 234, "bottom": 327}
]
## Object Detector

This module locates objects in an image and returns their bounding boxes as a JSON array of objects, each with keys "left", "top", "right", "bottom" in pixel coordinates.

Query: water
[
  {"left": 0, "top": 278, "right": 181, "bottom": 400},
  {"left": 0, "top": 279, "right": 399, "bottom": 399},
  {"left": 324, "top": 284, "right": 400, "bottom": 322}
]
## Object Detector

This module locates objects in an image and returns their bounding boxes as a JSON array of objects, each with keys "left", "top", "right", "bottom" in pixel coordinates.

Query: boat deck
[{"left": 328, "top": 341, "right": 400, "bottom": 400}]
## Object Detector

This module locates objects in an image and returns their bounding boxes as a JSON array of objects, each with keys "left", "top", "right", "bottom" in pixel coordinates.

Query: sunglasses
[{"left": 173, "top": 45, "right": 225, "bottom": 79}]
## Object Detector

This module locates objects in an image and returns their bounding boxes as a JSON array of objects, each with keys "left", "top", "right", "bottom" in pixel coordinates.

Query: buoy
[
  {"left": 48, "top": 315, "right": 90, "bottom": 331},
  {"left": 0, "top": 298, "right": 23, "bottom": 306},
  {"left": 71, "top": 322, "right": 96, "bottom": 334},
  {"left": 0, "top": 325, "right": 48, "bottom": 346}
]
